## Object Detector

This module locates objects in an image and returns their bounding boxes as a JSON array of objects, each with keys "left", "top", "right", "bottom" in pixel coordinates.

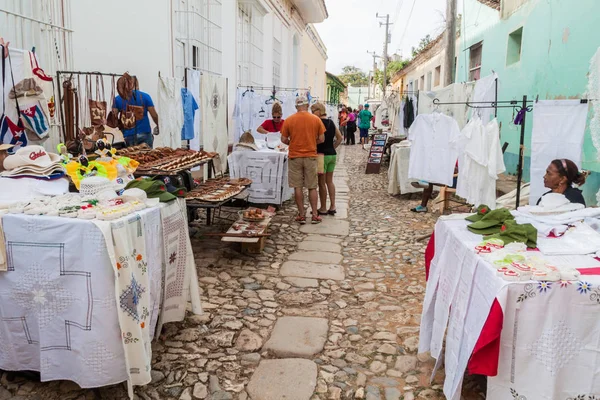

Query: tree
[
  {"left": 338, "top": 65, "right": 369, "bottom": 86},
  {"left": 411, "top": 34, "right": 433, "bottom": 58},
  {"left": 374, "top": 59, "right": 409, "bottom": 90}
]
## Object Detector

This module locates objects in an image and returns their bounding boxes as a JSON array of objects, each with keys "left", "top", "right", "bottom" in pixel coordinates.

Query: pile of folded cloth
[
  {"left": 1, "top": 145, "right": 65, "bottom": 179},
  {"left": 466, "top": 205, "right": 538, "bottom": 248}
]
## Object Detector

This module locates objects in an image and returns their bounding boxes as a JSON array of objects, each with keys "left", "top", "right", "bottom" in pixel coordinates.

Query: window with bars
[
  {"left": 273, "top": 38, "right": 281, "bottom": 87},
  {"left": 237, "top": 2, "right": 263, "bottom": 87},
  {"left": 469, "top": 42, "right": 483, "bottom": 81},
  {"left": 174, "top": 0, "right": 223, "bottom": 78}
]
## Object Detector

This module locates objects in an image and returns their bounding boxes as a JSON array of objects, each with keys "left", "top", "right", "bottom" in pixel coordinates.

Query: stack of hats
[
  {"left": 125, "top": 178, "right": 177, "bottom": 203},
  {"left": 466, "top": 205, "right": 537, "bottom": 248},
  {"left": 1, "top": 145, "right": 65, "bottom": 179}
]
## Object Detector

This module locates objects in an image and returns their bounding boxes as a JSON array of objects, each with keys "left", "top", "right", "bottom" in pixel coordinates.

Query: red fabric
[
  {"left": 424, "top": 232, "right": 435, "bottom": 281},
  {"left": 577, "top": 267, "right": 600, "bottom": 275},
  {"left": 259, "top": 119, "right": 284, "bottom": 132},
  {"left": 468, "top": 299, "right": 504, "bottom": 376}
]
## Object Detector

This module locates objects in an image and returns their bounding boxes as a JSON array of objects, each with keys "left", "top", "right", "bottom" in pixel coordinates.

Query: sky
[{"left": 315, "top": 0, "right": 461, "bottom": 75}]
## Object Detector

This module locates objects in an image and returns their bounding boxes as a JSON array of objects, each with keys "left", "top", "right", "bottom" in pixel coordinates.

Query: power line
[{"left": 398, "top": 0, "right": 417, "bottom": 48}]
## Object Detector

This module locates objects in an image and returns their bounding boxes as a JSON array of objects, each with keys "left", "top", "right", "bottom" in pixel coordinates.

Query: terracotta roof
[{"left": 476, "top": 0, "right": 500, "bottom": 10}]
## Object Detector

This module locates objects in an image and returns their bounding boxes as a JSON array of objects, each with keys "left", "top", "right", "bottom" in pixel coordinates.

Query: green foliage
[
  {"left": 411, "top": 34, "right": 433, "bottom": 58},
  {"left": 374, "top": 60, "right": 409, "bottom": 90},
  {"left": 338, "top": 66, "right": 369, "bottom": 86}
]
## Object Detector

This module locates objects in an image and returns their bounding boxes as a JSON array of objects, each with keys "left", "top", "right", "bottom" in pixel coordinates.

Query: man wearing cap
[
  {"left": 358, "top": 104, "right": 373, "bottom": 145},
  {"left": 281, "top": 96, "right": 326, "bottom": 224}
]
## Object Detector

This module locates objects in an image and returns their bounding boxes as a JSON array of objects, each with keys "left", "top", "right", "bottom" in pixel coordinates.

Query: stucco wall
[
  {"left": 301, "top": 26, "right": 327, "bottom": 100},
  {"left": 457, "top": 0, "right": 600, "bottom": 204}
]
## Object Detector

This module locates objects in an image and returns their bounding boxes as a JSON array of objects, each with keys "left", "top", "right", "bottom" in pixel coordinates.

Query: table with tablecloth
[
  {"left": 0, "top": 199, "right": 201, "bottom": 394},
  {"left": 228, "top": 150, "right": 293, "bottom": 205},
  {"left": 388, "top": 143, "right": 420, "bottom": 196},
  {"left": 420, "top": 217, "right": 600, "bottom": 400}
]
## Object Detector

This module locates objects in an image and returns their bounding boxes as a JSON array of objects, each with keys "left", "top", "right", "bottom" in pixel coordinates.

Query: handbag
[
  {"left": 29, "top": 51, "right": 54, "bottom": 120},
  {"left": 128, "top": 90, "right": 145, "bottom": 121},
  {"left": 1, "top": 47, "right": 28, "bottom": 152},
  {"left": 89, "top": 74, "right": 107, "bottom": 126},
  {"left": 19, "top": 102, "right": 50, "bottom": 139},
  {"left": 106, "top": 76, "right": 119, "bottom": 128},
  {"left": 8, "top": 78, "right": 43, "bottom": 99}
]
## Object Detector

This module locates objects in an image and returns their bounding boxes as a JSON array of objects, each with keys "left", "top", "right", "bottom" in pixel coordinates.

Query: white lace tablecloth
[
  {"left": 228, "top": 150, "right": 293, "bottom": 205},
  {"left": 387, "top": 143, "right": 420, "bottom": 195},
  {"left": 0, "top": 200, "right": 201, "bottom": 390},
  {"left": 419, "top": 219, "right": 600, "bottom": 400}
]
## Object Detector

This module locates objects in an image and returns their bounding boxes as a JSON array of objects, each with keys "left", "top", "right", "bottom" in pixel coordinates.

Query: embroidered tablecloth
[
  {"left": 0, "top": 202, "right": 201, "bottom": 390},
  {"left": 228, "top": 150, "right": 293, "bottom": 205},
  {"left": 420, "top": 219, "right": 600, "bottom": 399}
]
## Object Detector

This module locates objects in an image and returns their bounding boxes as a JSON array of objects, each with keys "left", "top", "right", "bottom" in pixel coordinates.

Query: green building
[
  {"left": 326, "top": 72, "right": 346, "bottom": 105},
  {"left": 456, "top": 0, "right": 600, "bottom": 204}
]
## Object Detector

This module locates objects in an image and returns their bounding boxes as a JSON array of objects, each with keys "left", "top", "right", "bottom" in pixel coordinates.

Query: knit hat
[
  {"left": 467, "top": 208, "right": 514, "bottom": 235},
  {"left": 465, "top": 204, "right": 492, "bottom": 222},
  {"left": 125, "top": 178, "right": 176, "bottom": 203},
  {"left": 485, "top": 220, "right": 538, "bottom": 249}
]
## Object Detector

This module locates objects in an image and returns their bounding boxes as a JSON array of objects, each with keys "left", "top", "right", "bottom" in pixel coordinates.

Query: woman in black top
[
  {"left": 538, "top": 158, "right": 588, "bottom": 206},
  {"left": 311, "top": 102, "right": 343, "bottom": 215}
]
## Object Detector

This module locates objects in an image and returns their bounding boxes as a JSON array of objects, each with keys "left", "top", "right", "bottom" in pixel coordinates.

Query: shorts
[
  {"left": 359, "top": 128, "right": 369, "bottom": 138},
  {"left": 323, "top": 155, "right": 336, "bottom": 173},
  {"left": 288, "top": 157, "right": 318, "bottom": 189}
]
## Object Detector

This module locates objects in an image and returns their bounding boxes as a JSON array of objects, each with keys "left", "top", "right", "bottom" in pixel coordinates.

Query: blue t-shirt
[
  {"left": 181, "top": 88, "right": 198, "bottom": 140},
  {"left": 113, "top": 90, "right": 154, "bottom": 137}
]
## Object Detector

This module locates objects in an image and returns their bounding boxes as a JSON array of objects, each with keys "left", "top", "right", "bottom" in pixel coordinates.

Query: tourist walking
[
  {"left": 338, "top": 106, "right": 348, "bottom": 144},
  {"left": 345, "top": 107, "right": 357, "bottom": 145},
  {"left": 281, "top": 96, "right": 326, "bottom": 224},
  {"left": 358, "top": 103, "right": 373, "bottom": 144},
  {"left": 311, "top": 102, "right": 343, "bottom": 216}
]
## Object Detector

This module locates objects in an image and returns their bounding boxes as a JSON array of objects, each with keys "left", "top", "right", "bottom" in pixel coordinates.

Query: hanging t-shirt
[
  {"left": 455, "top": 117, "right": 505, "bottom": 208},
  {"left": 408, "top": 113, "right": 460, "bottom": 186},
  {"left": 181, "top": 87, "right": 198, "bottom": 140}
]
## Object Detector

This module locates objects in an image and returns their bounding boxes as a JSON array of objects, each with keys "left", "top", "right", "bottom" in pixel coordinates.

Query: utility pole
[
  {"left": 366, "top": 50, "right": 380, "bottom": 100},
  {"left": 444, "top": 0, "right": 458, "bottom": 86},
  {"left": 377, "top": 13, "right": 392, "bottom": 97}
]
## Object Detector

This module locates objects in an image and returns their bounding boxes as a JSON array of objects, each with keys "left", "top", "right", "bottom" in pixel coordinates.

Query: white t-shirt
[{"left": 408, "top": 113, "right": 460, "bottom": 186}]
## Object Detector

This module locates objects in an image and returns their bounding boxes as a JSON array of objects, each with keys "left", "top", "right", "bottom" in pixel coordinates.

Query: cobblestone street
[{"left": 0, "top": 145, "right": 485, "bottom": 400}]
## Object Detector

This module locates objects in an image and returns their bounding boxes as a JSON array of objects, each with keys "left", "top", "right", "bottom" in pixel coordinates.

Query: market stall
[{"left": 420, "top": 210, "right": 600, "bottom": 400}]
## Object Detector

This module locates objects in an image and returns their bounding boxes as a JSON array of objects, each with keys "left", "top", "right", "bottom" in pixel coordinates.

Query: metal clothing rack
[{"left": 56, "top": 70, "right": 132, "bottom": 142}]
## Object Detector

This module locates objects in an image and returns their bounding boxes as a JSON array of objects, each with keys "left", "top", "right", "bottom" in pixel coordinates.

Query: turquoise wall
[{"left": 457, "top": 0, "right": 600, "bottom": 204}]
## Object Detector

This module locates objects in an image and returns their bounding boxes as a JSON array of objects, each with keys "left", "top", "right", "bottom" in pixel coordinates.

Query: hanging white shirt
[
  {"left": 408, "top": 113, "right": 460, "bottom": 186},
  {"left": 456, "top": 117, "right": 505, "bottom": 208},
  {"left": 156, "top": 76, "right": 183, "bottom": 149}
]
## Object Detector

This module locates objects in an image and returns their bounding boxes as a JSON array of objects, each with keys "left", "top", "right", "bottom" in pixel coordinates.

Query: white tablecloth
[
  {"left": 388, "top": 143, "right": 420, "bottom": 195},
  {"left": 0, "top": 200, "right": 201, "bottom": 389},
  {"left": 420, "top": 218, "right": 600, "bottom": 400},
  {"left": 228, "top": 150, "right": 293, "bottom": 205}
]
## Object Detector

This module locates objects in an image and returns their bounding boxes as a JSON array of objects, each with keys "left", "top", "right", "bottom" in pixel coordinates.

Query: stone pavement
[{"left": 0, "top": 145, "right": 485, "bottom": 400}]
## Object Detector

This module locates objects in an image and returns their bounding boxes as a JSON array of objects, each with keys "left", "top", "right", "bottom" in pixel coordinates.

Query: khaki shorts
[{"left": 288, "top": 157, "right": 318, "bottom": 189}]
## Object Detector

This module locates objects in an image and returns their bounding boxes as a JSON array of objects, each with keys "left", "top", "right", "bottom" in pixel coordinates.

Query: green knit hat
[
  {"left": 467, "top": 208, "right": 514, "bottom": 235},
  {"left": 485, "top": 220, "right": 538, "bottom": 248},
  {"left": 465, "top": 204, "right": 492, "bottom": 222}
]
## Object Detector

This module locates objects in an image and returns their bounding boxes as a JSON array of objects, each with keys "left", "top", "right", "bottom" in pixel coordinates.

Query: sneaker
[{"left": 411, "top": 205, "right": 428, "bottom": 213}]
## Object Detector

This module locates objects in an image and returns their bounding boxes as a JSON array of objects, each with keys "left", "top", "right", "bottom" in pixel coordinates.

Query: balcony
[{"left": 291, "top": 0, "right": 328, "bottom": 23}]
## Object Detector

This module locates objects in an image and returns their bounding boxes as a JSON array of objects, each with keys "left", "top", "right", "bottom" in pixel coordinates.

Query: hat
[
  {"left": 4, "top": 145, "right": 61, "bottom": 171},
  {"left": 467, "top": 208, "right": 514, "bottom": 235},
  {"left": 465, "top": 204, "right": 492, "bottom": 222},
  {"left": 295, "top": 96, "right": 309, "bottom": 106},
  {"left": 161, "top": 176, "right": 187, "bottom": 197},
  {"left": 126, "top": 178, "right": 176, "bottom": 203},
  {"left": 79, "top": 176, "right": 115, "bottom": 196},
  {"left": 364, "top": 104, "right": 370, "bottom": 108},
  {"left": 121, "top": 188, "right": 160, "bottom": 207},
  {"left": 485, "top": 220, "right": 538, "bottom": 248}
]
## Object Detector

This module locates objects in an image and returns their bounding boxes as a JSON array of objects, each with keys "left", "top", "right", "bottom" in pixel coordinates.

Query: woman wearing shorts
[{"left": 311, "top": 102, "right": 343, "bottom": 215}]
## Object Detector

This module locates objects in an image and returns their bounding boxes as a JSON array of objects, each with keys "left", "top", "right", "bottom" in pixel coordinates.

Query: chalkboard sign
[{"left": 365, "top": 133, "right": 387, "bottom": 174}]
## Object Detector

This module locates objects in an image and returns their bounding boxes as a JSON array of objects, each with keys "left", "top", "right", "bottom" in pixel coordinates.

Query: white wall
[
  {"left": 222, "top": 0, "right": 237, "bottom": 142},
  {"left": 70, "top": 0, "right": 172, "bottom": 114}
]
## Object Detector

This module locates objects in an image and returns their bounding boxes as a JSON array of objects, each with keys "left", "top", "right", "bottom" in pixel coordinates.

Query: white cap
[{"left": 295, "top": 96, "right": 309, "bottom": 106}]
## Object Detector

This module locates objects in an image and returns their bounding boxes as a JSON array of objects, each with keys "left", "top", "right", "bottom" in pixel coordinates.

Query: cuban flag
[
  {"left": 0, "top": 115, "right": 27, "bottom": 154},
  {"left": 20, "top": 103, "right": 49, "bottom": 139}
]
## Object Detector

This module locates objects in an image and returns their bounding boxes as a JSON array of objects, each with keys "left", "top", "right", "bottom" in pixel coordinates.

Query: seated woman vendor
[
  {"left": 257, "top": 102, "right": 284, "bottom": 134},
  {"left": 539, "top": 159, "right": 587, "bottom": 206}
]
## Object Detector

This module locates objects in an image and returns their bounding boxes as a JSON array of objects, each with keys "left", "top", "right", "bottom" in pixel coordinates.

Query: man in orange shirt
[{"left": 281, "top": 96, "right": 326, "bottom": 224}]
